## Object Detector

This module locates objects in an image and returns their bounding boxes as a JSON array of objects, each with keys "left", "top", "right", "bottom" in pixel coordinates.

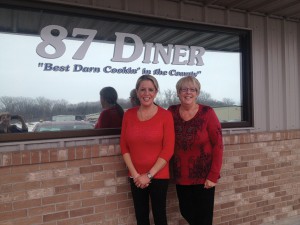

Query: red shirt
[
  {"left": 120, "top": 106, "right": 175, "bottom": 179},
  {"left": 168, "top": 104, "right": 223, "bottom": 185},
  {"left": 94, "top": 106, "right": 123, "bottom": 129}
]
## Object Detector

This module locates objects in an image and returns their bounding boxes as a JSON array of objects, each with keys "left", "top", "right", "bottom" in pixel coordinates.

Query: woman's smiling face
[
  {"left": 137, "top": 80, "right": 158, "bottom": 106},
  {"left": 178, "top": 82, "right": 199, "bottom": 105}
]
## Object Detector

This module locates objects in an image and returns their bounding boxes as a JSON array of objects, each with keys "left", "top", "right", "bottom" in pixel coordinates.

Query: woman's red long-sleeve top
[
  {"left": 120, "top": 106, "right": 175, "bottom": 179},
  {"left": 94, "top": 106, "right": 123, "bottom": 129},
  {"left": 168, "top": 104, "right": 223, "bottom": 185}
]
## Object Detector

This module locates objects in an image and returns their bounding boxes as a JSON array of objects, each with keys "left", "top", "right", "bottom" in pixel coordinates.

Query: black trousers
[
  {"left": 176, "top": 184, "right": 215, "bottom": 225},
  {"left": 130, "top": 179, "right": 169, "bottom": 225}
]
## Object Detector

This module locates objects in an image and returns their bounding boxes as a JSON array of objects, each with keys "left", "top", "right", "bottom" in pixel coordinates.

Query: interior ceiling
[{"left": 186, "top": 0, "right": 300, "bottom": 21}]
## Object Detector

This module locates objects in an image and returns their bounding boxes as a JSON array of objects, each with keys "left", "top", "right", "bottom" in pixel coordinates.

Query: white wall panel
[
  {"left": 283, "top": 21, "right": 300, "bottom": 130},
  {"left": 181, "top": 3, "right": 204, "bottom": 22},
  {"left": 249, "top": 15, "right": 268, "bottom": 132},
  {"left": 32, "top": 0, "right": 300, "bottom": 132},
  {"left": 156, "top": 0, "right": 180, "bottom": 19},
  {"left": 127, "top": 0, "right": 153, "bottom": 15},
  {"left": 205, "top": 7, "right": 226, "bottom": 25},
  {"left": 93, "top": 0, "right": 124, "bottom": 10},
  {"left": 229, "top": 11, "right": 247, "bottom": 28},
  {"left": 266, "top": 18, "right": 285, "bottom": 131}
]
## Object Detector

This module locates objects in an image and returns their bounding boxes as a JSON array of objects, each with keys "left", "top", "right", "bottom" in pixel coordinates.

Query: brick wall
[{"left": 0, "top": 130, "right": 299, "bottom": 225}]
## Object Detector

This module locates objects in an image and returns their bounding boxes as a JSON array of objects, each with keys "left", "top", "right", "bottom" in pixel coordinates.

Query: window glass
[{"left": 0, "top": 3, "right": 252, "bottom": 139}]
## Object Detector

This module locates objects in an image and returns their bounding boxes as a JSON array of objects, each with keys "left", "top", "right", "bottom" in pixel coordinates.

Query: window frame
[{"left": 0, "top": 0, "right": 253, "bottom": 143}]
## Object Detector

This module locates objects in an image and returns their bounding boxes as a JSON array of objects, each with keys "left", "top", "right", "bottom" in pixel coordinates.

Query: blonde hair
[
  {"left": 176, "top": 76, "right": 201, "bottom": 93},
  {"left": 135, "top": 75, "right": 159, "bottom": 91}
]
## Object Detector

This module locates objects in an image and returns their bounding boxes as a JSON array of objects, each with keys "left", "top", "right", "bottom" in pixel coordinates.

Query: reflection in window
[{"left": 0, "top": 3, "right": 251, "bottom": 137}]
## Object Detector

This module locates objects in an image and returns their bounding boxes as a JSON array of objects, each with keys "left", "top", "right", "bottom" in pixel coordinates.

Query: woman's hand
[
  {"left": 134, "top": 174, "right": 151, "bottom": 189},
  {"left": 204, "top": 179, "right": 216, "bottom": 189}
]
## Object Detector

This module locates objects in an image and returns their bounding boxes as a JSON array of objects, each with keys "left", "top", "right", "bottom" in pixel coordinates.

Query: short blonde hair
[{"left": 176, "top": 76, "right": 201, "bottom": 93}]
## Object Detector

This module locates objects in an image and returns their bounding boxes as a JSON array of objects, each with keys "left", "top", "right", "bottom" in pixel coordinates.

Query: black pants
[
  {"left": 130, "top": 179, "right": 169, "bottom": 225},
  {"left": 176, "top": 184, "right": 215, "bottom": 225}
]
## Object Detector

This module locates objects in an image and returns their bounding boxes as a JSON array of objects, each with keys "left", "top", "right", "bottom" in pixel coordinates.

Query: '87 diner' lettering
[{"left": 36, "top": 25, "right": 205, "bottom": 66}]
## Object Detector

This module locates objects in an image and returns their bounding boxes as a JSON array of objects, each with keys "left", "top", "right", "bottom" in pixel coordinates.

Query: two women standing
[{"left": 121, "top": 75, "right": 223, "bottom": 225}]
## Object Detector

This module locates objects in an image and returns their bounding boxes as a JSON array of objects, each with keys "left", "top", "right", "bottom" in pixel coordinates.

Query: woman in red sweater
[
  {"left": 94, "top": 86, "right": 124, "bottom": 129},
  {"left": 168, "top": 76, "right": 223, "bottom": 225},
  {"left": 120, "top": 75, "right": 175, "bottom": 225}
]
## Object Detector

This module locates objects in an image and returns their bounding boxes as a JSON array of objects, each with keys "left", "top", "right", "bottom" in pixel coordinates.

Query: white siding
[
  {"left": 284, "top": 21, "right": 300, "bottom": 130},
  {"left": 249, "top": 15, "right": 268, "bottom": 132},
  {"left": 267, "top": 18, "right": 285, "bottom": 131},
  {"left": 35, "top": 0, "right": 300, "bottom": 132}
]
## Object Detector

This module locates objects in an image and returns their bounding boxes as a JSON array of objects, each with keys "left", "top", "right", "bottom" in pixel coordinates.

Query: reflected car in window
[{"left": 32, "top": 121, "right": 94, "bottom": 132}]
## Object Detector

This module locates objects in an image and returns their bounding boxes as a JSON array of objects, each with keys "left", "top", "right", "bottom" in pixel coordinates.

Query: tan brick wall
[{"left": 0, "top": 130, "right": 299, "bottom": 225}]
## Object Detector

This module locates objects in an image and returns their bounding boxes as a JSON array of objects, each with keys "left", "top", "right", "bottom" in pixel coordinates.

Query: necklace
[{"left": 138, "top": 105, "right": 158, "bottom": 121}]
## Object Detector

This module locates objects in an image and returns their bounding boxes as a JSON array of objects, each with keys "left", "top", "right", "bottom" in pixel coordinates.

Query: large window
[{"left": 0, "top": 1, "right": 252, "bottom": 142}]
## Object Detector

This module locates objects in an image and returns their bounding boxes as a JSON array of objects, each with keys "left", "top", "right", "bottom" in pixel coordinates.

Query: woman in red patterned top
[
  {"left": 168, "top": 76, "right": 223, "bottom": 225},
  {"left": 94, "top": 86, "right": 124, "bottom": 129},
  {"left": 121, "top": 75, "right": 175, "bottom": 225}
]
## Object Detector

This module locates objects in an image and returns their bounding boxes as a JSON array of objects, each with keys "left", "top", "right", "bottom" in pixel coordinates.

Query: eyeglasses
[{"left": 180, "top": 88, "right": 197, "bottom": 93}]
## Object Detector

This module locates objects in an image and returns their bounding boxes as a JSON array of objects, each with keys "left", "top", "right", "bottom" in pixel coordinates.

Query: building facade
[{"left": 0, "top": 0, "right": 299, "bottom": 225}]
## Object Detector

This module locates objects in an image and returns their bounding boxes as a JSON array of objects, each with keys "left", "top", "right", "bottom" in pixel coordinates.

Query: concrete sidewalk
[{"left": 262, "top": 215, "right": 300, "bottom": 225}]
